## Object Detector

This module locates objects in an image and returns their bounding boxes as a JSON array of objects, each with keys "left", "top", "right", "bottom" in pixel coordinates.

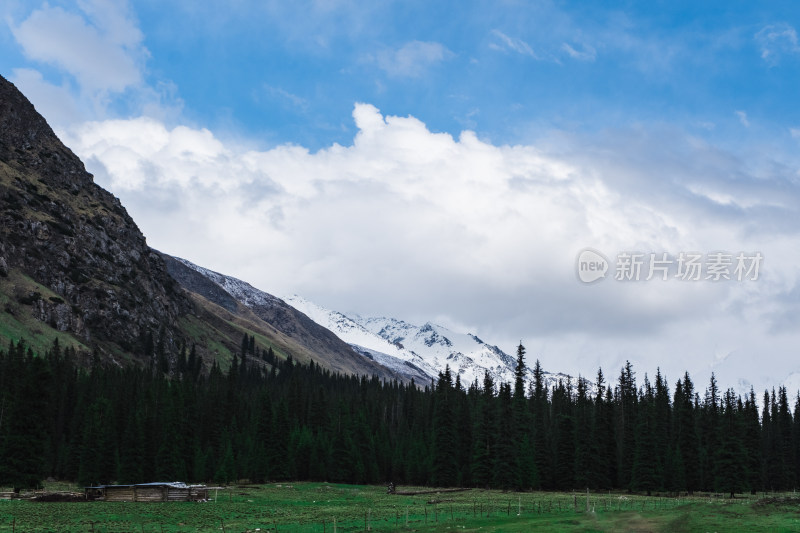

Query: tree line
[{"left": 0, "top": 337, "right": 797, "bottom": 496}]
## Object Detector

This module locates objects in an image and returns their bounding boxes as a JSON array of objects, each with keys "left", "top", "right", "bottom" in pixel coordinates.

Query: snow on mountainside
[
  {"left": 169, "top": 257, "right": 577, "bottom": 390},
  {"left": 285, "top": 295, "right": 573, "bottom": 390},
  {"left": 171, "top": 257, "right": 283, "bottom": 309},
  {"left": 283, "top": 295, "right": 439, "bottom": 383}
]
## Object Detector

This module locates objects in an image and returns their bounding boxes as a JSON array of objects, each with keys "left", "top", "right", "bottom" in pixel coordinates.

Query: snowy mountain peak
[{"left": 283, "top": 295, "right": 568, "bottom": 390}]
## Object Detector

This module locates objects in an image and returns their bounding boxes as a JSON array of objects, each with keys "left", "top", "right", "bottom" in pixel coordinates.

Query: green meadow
[{"left": 2, "top": 482, "right": 800, "bottom": 532}]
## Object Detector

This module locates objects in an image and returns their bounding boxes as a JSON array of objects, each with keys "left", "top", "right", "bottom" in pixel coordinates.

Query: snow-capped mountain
[
  {"left": 170, "top": 256, "right": 284, "bottom": 309},
  {"left": 168, "top": 256, "right": 577, "bottom": 390},
  {"left": 285, "top": 295, "right": 573, "bottom": 390},
  {"left": 164, "top": 255, "right": 404, "bottom": 381}
]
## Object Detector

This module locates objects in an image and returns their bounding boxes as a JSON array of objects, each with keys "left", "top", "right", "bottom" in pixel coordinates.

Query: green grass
[
  {"left": 1, "top": 482, "right": 799, "bottom": 532},
  {"left": 0, "top": 269, "right": 88, "bottom": 356},
  {"left": 179, "top": 314, "right": 237, "bottom": 367}
]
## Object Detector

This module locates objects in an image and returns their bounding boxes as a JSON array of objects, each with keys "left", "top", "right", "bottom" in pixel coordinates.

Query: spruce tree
[
  {"left": 530, "top": 359, "right": 551, "bottom": 488},
  {"left": 471, "top": 371, "right": 495, "bottom": 487},
  {"left": 630, "top": 376, "right": 657, "bottom": 494},
  {"left": 432, "top": 366, "right": 459, "bottom": 486}
]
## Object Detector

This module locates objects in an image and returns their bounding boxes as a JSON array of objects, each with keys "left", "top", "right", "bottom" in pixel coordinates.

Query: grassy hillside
[{"left": 0, "top": 268, "right": 88, "bottom": 356}]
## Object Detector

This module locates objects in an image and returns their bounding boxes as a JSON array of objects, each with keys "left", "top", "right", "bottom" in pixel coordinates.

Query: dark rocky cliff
[{"left": 0, "top": 74, "right": 186, "bottom": 355}]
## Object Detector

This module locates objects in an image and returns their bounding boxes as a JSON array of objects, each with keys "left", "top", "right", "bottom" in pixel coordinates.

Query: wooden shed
[{"left": 84, "top": 482, "right": 209, "bottom": 502}]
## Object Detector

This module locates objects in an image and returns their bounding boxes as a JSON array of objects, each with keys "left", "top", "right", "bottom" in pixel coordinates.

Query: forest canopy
[{"left": 0, "top": 338, "right": 795, "bottom": 497}]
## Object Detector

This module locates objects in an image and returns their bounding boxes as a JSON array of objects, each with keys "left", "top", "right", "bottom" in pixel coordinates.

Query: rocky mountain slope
[
  {"left": 161, "top": 255, "right": 400, "bottom": 380},
  {"left": 0, "top": 73, "right": 401, "bottom": 380},
  {"left": 0, "top": 74, "right": 186, "bottom": 360}
]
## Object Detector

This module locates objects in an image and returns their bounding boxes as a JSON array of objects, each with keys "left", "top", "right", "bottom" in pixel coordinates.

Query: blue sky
[
  {"left": 2, "top": 0, "right": 800, "bottom": 392},
  {"left": 4, "top": 1, "right": 799, "bottom": 148}
]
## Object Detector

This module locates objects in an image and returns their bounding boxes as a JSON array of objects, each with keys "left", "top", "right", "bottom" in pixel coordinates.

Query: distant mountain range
[
  {"left": 160, "top": 253, "right": 572, "bottom": 388},
  {"left": 285, "top": 295, "right": 571, "bottom": 389}
]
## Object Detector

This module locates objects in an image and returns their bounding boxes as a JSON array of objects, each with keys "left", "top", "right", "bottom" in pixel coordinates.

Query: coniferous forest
[{"left": 1, "top": 338, "right": 798, "bottom": 497}]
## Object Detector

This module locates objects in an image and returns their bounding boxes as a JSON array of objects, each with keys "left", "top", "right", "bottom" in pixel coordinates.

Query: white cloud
[
  {"left": 6, "top": 0, "right": 166, "bottom": 127},
  {"left": 61, "top": 106, "right": 800, "bottom": 392},
  {"left": 735, "top": 110, "right": 750, "bottom": 127},
  {"left": 791, "top": 128, "right": 800, "bottom": 139},
  {"left": 375, "top": 41, "right": 452, "bottom": 78},
  {"left": 755, "top": 23, "right": 800, "bottom": 65},
  {"left": 489, "top": 30, "right": 539, "bottom": 59},
  {"left": 10, "top": 68, "right": 82, "bottom": 126},
  {"left": 11, "top": 1, "right": 146, "bottom": 94},
  {"left": 562, "top": 42, "right": 596, "bottom": 61}
]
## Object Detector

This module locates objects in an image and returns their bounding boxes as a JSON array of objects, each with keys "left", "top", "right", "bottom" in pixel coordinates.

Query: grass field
[{"left": 2, "top": 482, "right": 800, "bottom": 532}]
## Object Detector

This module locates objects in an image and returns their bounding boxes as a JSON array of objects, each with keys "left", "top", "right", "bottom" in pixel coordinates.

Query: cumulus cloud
[
  {"left": 375, "top": 41, "right": 452, "bottom": 78},
  {"left": 61, "top": 105, "right": 800, "bottom": 391},
  {"left": 11, "top": 0, "right": 146, "bottom": 94},
  {"left": 6, "top": 0, "right": 169, "bottom": 127}
]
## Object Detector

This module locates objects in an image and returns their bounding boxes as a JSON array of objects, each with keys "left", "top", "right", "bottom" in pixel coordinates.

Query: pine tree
[
  {"left": 742, "top": 389, "right": 762, "bottom": 493},
  {"left": 573, "top": 376, "right": 593, "bottom": 489},
  {"left": 471, "top": 371, "right": 495, "bottom": 487},
  {"left": 615, "top": 361, "right": 637, "bottom": 489},
  {"left": 0, "top": 344, "right": 49, "bottom": 491},
  {"left": 512, "top": 343, "right": 535, "bottom": 489},
  {"left": 432, "top": 366, "right": 459, "bottom": 486},
  {"left": 493, "top": 382, "right": 517, "bottom": 489},
  {"left": 714, "top": 389, "right": 746, "bottom": 497},
  {"left": 551, "top": 378, "right": 575, "bottom": 490},
  {"left": 631, "top": 376, "right": 657, "bottom": 494},
  {"left": 530, "top": 359, "right": 551, "bottom": 488},
  {"left": 589, "top": 368, "right": 614, "bottom": 489}
]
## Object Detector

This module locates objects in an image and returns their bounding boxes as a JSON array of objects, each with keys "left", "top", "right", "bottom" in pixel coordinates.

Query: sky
[{"left": 2, "top": 0, "right": 800, "bottom": 395}]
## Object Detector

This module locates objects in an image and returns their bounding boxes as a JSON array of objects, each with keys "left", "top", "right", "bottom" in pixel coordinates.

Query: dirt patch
[
  {"left": 607, "top": 512, "right": 665, "bottom": 532},
  {"left": 753, "top": 496, "right": 800, "bottom": 512},
  {"left": 32, "top": 492, "right": 86, "bottom": 502}
]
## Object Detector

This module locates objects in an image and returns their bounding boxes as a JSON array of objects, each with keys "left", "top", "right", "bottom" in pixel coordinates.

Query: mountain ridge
[
  {"left": 285, "top": 295, "right": 574, "bottom": 389},
  {"left": 160, "top": 254, "right": 403, "bottom": 381},
  {"left": 0, "top": 73, "right": 403, "bottom": 381},
  {"left": 0, "top": 73, "right": 187, "bottom": 360}
]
